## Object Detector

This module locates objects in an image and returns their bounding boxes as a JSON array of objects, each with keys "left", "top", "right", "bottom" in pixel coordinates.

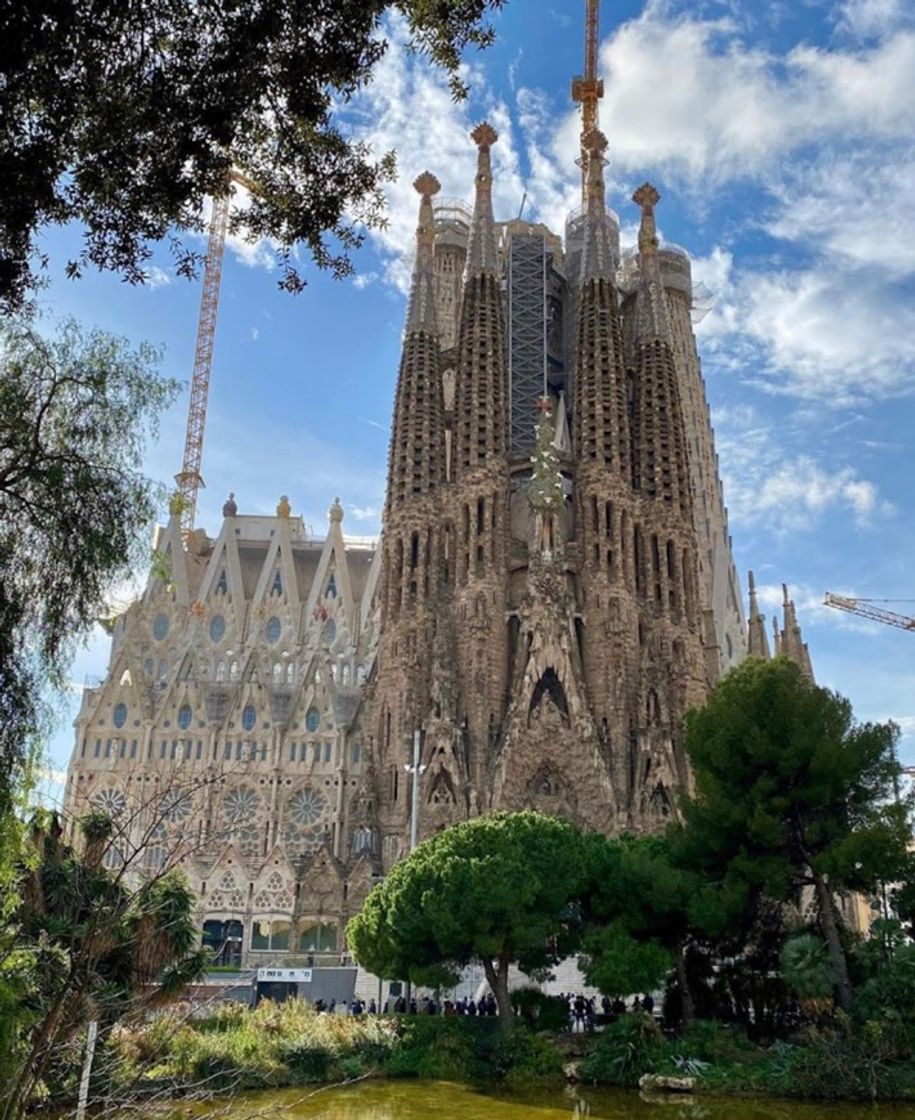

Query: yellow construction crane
[
  {"left": 572, "top": 0, "right": 604, "bottom": 198},
  {"left": 824, "top": 593, "right": 915, "bottom": 632},
  {"left": 175, "top": 169, "right": 258, "bottom": 534}
]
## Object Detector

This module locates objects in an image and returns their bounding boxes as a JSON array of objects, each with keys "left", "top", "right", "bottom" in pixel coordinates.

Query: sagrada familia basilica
[{"left": 63, "top": 11, "right": 814, "bottom": 967}]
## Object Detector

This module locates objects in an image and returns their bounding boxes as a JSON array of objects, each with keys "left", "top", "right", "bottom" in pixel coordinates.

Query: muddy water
[{"left": 170, "top": 1079, "right": 915, "bottom": 1119}]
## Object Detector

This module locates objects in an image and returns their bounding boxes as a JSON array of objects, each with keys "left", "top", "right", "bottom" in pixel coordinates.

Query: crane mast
[
  {"left": 571, "top": 0, "right": 604, "bottom": 198},
  {"left": 176, "top": 187, "right": 230, "bottom": 534},
  {"left": 824, "top": 593, "right": 915, "bottom": 632}
]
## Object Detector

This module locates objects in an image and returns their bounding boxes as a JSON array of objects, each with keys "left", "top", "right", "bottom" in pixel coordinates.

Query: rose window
[
  {"left": 92, "top": 788, "right": 127, "bottom": 819},
  {"left": 223, "top": 787, "right": 260, "bottom": 824},
  {"left": 161, "top": 790, "right": 191, "bottom": 823},
  {"left": 288, "top": 788, "right": 326, "bottom": 826}
]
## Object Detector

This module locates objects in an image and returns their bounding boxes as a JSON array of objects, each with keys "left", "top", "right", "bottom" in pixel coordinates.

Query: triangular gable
[
  {"left": 146, "top": 511, "right": 190, "bottom": 606},
  {"left": 196, "top": 527, "right": 248, "bottom": 633},
  {"left": 304, "top": 508, "right": 354, "bottom": 645}
]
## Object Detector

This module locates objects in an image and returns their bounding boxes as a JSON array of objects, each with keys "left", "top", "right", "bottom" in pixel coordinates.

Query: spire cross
[
  {"left": 413, "top": 171, "right": 440, "bottom": 252},
  {"left": 471, "top": 122, "right": 498, "bottom": 193},
  {"left": 633, "top": 182, "right": 660, "bottom": 258}
]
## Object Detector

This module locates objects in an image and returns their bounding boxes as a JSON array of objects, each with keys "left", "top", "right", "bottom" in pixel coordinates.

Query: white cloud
[
  {"left": 837, "top": 0, "right": 915, "bottom": 38},
  {"left": 349, "top": 505, "right": 381, "bottom": 522},
  {"left": 712, "top": 406, "right": 890, "bottom": 533},
  {"left": 144, "top": 266, "right": 171, "bottom": 289},
  {"left": 582, "top": 12, "right": 915, "bottom": 183}
]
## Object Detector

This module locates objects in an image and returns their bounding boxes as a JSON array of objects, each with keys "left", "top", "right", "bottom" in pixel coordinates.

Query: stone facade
[{"left": 65, "top": 78, "right": 812, "bottom": 965}]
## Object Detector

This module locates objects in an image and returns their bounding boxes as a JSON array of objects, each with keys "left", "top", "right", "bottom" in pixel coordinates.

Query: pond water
[{"left": 171, "top": 1080, "right": 915, "bottom": 1120}]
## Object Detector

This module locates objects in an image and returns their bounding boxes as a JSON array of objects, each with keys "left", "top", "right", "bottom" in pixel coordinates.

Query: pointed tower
[
  {"left": 454, "top": 122, "right": 507, "bottom": 476},
  {"left": 450, "top": 122, "right": 511, "bottom": 813},
  {"left": 570, "top": 129, "right": 637, "bottom": 809},
  {"left": 778, "top": 584, "right": 815, "bottom": 682},
  {"left": 746, "top": 571, "right": 771, "bottom": 658},
  {"left": 370, "top": 173, "right": 450, "bottom": 865},
  {"left": 620, "top": 183, "right": 710, "bottom": 827}
]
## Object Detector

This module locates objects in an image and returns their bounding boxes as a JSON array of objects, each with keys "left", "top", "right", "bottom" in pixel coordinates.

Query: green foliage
[
  {"left": 679, "top": 657, "right": 911, "bottom": 1008},
  {"left": 681, "top": 658, "right": 909, "bottom": 900},
  {"left": 106, "top": 1003, "right": 563, "bottom": 1092},
  {"left": 0, "top": 1, "right": 504, "bottom": 310},
  {"left": 780, "top": 934, "right": 835, "bottom": 1001},
  {"left": 578, "top": 1012, "right": 665, "bottom": 1086},
  {"left": 577, "top": 832, "right": 696, "bottom": 1008},
  {"left": 0, "top": 811, "right": 207, "bottom": 1118},
  {"left": 0, "top": 316, "right": 178, "bottom": 807},
  {"left": 347, "top": 811, "right": 590, "bottom": 1025},
  {"left": 509, "top": 987, "right": 569, "bottom": 1032},
  {"left": 581, "top": 920, "right": 671, "bottom": 997}
]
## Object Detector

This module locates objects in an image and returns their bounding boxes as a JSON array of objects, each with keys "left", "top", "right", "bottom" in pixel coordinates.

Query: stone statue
[
  {"left": 223, "top": 492, "right": 238, "bottom": 517},
  {"left": 276, "top": 495, "right": 291, "bottom": 518}
]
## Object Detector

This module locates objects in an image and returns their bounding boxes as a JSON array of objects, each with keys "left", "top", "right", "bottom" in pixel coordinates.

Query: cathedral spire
[
  {"left": 465, "top": 122, "right": 499, "bottom": 278},
  {"left": 632, "top": 182, "right": 673, "bottom": 346},
  {"left": 385, "top": 172, "right": 445, "bottom": 509},
  {"left": 747, "top": 571, "right": 771, "bottom": 658},
  {"left": 779, "top": 583, "right": 815, "bottom": 682},
  {"left": 572, "top": 131, "right": 627, "bottom": 472},
  {"left": 454, "top": 122, "right": 508, "bottom": 475},
  {"left": 580, "top": 129, "right": 615, "bottom": 282},
  {"left": 405, "top": 171, "right": 440, "bottom": 335}
]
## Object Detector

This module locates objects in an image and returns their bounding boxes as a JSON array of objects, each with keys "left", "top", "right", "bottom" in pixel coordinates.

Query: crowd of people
[
  {"left": 565, "top": 992, "right": 655, "bottom": 1033},
  {"left": 310, "top": 990, "right": 655, "bottom": 1030},
  {"left": 312, "top": 994, "right": 500, "bottom": 1016}
]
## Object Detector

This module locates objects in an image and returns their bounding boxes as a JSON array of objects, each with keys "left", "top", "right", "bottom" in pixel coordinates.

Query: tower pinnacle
[
  {"left": 465, "top": 122, "right": 499, "bottom": 277},
  {"left": 404, "top": 171, "right": 441, "bottom": 334},
  {"left": 632, "top": 182, "right": 672, "bottom": 345},
  {"left": 580, "top": 129, "right": 614, "bottom": 281},
  {"left": 747, "top": 571, "right": 771, "bottom": 658}
]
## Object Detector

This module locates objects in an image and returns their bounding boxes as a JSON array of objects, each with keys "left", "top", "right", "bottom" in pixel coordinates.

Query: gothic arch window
[
  {"left": 428, "top": 770, "right": 456, "bottom": 806},
  {"left": 286, "top": 663, "right": 294, "bottom": 684},
  {"left": 272, "top": 662, "right": 283, "bottom": 685},
  {"left": 230, "top": 660, "right": 239, "bottom": 681},
  {"left": 271, "top": 569, "right": 283, "bottom": 596},
  {"left": 216, "top": 569, "right": 228, "bottom": 594},
  {"left": 528, "top": 668, "right": 570, "bottom": 724},
  {"left": 216, "top": 660, "right": 226, "bottom": 682},
  {"left": 326, "top": 574, "right": 337, "bottom": 599}
]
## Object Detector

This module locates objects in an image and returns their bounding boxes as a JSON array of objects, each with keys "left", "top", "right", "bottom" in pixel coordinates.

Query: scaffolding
[{"left": 507, "top": 231, "right": 549, "bottom": 455}]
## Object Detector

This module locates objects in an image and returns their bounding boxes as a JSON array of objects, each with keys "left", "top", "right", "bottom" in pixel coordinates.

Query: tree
[
  {"left": 0, "top": 0, "right": 505, "bottom": 311},
  {"left": 347, "top": 811, "right": 589, "bottom": 1030},
  {"left": 579, "top": 833, "right": 702, "bottom": 1022},
  {"left": 0, "top": 316, "right": 178, "bottom": 810},
  {"left": 0, "top": 810, "right": 209, "bottom": 1120},
  {"left": 679, "top": 657, "right": 911, "bottom": 1013}
]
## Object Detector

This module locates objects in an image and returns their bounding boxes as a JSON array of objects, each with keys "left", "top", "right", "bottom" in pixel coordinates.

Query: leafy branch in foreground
[
  {"left": 0, "top": 316, "right": 178, "bottom": 810},
  {"left": 0, "top": 1, "right": 506, "bottom": 310}
]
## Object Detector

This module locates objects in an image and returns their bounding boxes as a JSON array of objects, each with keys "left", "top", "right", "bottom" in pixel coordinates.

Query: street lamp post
[
  {"left": 403, "top": 728, "right": 426, "bottom": 1011},
  {"left": 406, "top": 728, "right": 427, "bottom": 853}
]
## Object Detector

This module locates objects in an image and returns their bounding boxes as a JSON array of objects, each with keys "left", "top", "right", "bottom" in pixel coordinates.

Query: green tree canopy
[
  {"left": 0, "top": 0, "right": 504, "bottom": 310},
  {"left": 0, "top": 317, "right": 177, "bottom": 809},
  {"left": 579, "top": 833, "right": 703, "bottom": 1021},
  {"left": 347, "top": 811, "right": 590, "bottom": 1029},
  {"left": 678, "top": 656, "right": 911, "bottom": 1012}
]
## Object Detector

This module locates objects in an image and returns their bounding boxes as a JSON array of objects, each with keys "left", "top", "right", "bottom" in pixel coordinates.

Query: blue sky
[{"left": 35, "top": 0, "right": 915, "bottom": 800}]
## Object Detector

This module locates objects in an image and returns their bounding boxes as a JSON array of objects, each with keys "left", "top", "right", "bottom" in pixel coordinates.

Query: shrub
[
  {"left": 510, "top": 987, "right": 569, "bottom": 1032},
  {"left": 579, "top": 1012, "right": 665, "bottom": 1086}
]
